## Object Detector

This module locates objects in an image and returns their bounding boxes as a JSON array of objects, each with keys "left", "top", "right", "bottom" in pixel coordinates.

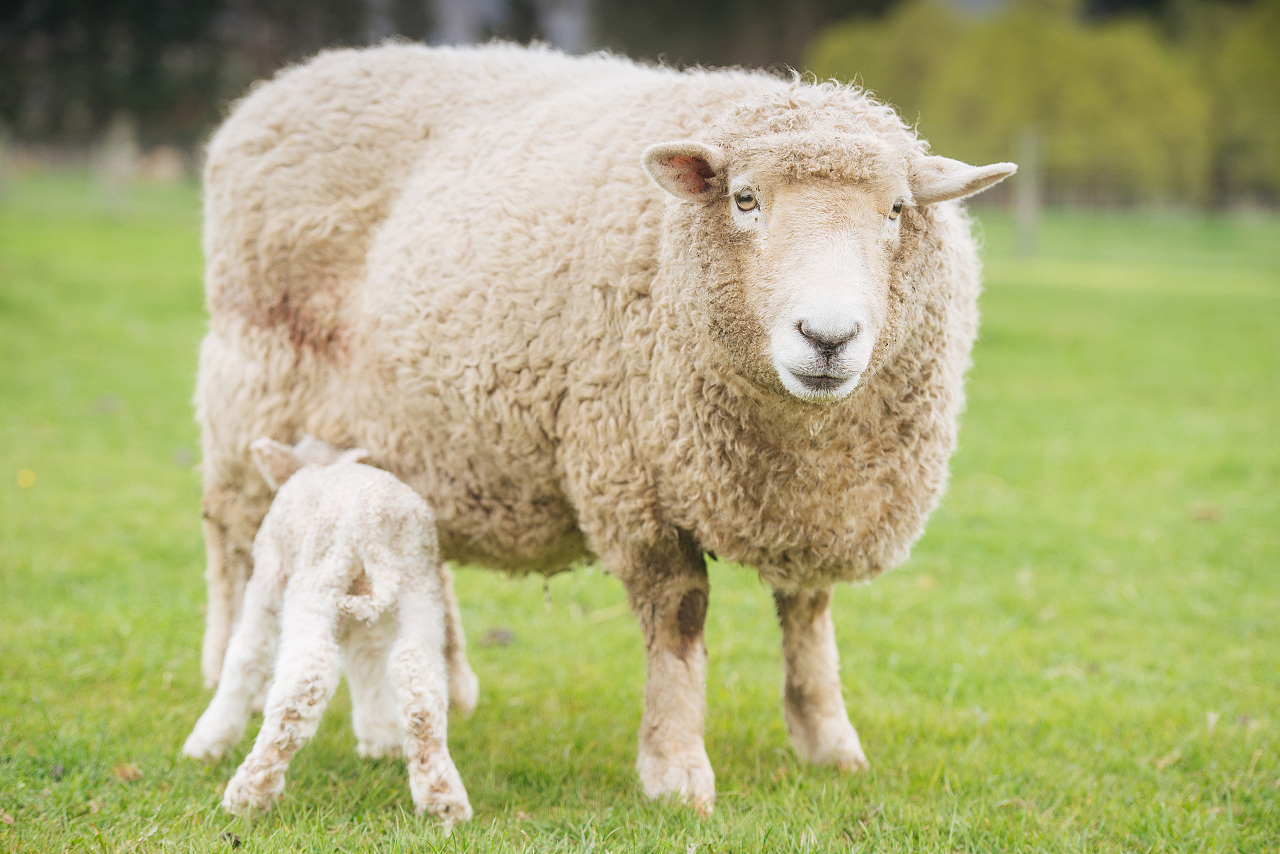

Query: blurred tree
[
  {"left": 0, "top": 0, "right": 594, "bottom": 147},
  {"left": 0, "top": 0, "right": 225, "bottom": 146},
  {"left": 1, "top": 0, "right": 1273, "bottom": 208},
  {"left": 208, "top": 0, "right": 377, "bottom": 112},
  {"left": 593, "top": 0, "right": 899, "bottom": 71},
  {"left": 809, "top": 0, "right": 1215, "bottom": 204},
  {"left": 1181, "top": 0, "right": 1280, "bottom": 204}
]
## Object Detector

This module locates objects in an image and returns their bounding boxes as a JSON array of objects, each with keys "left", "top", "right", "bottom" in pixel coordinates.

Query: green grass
[{"left": 1, "top": 174, "right": 1277, "bottom": 852}]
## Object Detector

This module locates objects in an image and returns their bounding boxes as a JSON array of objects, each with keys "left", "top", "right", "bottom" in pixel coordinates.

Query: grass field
[{"left": 1, "top": 174, "right": 1277, "bottom": 852}]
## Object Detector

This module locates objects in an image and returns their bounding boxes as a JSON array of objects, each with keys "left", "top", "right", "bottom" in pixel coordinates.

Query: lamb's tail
[{"left": 337, "top": 541, "right": 411, "bottom": 623}]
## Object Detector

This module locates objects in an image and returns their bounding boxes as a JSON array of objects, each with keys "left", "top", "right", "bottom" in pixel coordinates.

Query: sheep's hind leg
[
  {"left": 388, "top": 575, "right": 471, "bottom": 823},
  {"left": 621, "top": 531, "right": 715, "bottom": 815},
  {"left": 221, "top": 594, "right": 343, "bottom": 815},
  {"left": 772, "top": 587, "right": 869, "bottom": 772},
  {"left": 344, "top": 615, "right": 403, "bottom": 758}
]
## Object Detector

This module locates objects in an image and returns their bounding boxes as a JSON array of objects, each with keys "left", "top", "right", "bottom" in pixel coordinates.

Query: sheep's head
[
  {"left": 250, "top": 435, "right": 371, "bottom": 491},
  {"left": 642, "top": 106, "right": 1014, "bottom": 405}
]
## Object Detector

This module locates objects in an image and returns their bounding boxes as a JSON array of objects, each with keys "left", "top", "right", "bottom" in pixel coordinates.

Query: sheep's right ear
[
  {"left": 642, "top": 141, "right": 727, "bottom": 202},
  {"left": 911, "top": 156, "right": 1018, "bottom": 205},
  {"left": 250, "top": 438, "right": 302, "bottom": 491}
]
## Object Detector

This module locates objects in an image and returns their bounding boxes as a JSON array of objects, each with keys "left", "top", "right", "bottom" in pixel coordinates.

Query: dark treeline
[
  {"left": 0, "top": 0, "right": 1199, "bottom": 147},
  {"left": 2, "top": 0, "right": 424, "bottom": 148},
  {"left": 2, "top": 0, "right": 1273, "bottom": 204}
]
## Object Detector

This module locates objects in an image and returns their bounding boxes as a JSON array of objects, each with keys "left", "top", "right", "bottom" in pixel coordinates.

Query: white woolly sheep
[
  {"left": 183, "top": 437, "right": 472, "bottom": 822},
  {"left": 194, "top": 42, "right": 1015, "bottom": 813}
]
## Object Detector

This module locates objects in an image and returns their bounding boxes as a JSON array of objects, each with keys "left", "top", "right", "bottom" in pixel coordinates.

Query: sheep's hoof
[
  {"left": 636, "top": 747, "right": 715, "bottom": 816},
  {"left": 836, "top": 738, "right": 871, "bottom": 772},
  {"left": 785, "top": 708, "right": 870, "bottom": 772}
]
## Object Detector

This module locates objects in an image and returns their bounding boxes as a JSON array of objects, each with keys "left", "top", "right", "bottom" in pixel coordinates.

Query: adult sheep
[{"left": 196, "top": 41, "right": 1014, "bottom": 812}]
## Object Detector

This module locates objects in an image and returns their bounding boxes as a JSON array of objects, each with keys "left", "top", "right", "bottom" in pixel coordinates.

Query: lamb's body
[
  {"left": 198, "top": 42, "right": 997, "bottom": 810},
  {"left": 185, "top": 449, "right": 471, "bottom": 821}
]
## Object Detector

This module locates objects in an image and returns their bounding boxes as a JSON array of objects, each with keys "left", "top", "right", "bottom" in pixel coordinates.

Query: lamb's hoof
[
  {"left": 448, "top": 664, "right": 480, "bottom": 720},
  {"left": 411, "top": 762, "right": 473, "bottom": 825},
  {"left": 786, "top": 711, "right": 870, "bottom": 772},
  {"left": 183, "top": 729, "right": 230, "bottom": 762},
  {"left": 221, "top": 775, "right": 277, "bottom": 816},
  {"left": 357, "top": 737, "right": 403, "bottom": 759},
  {"left": 637, "top": 747, "right": 715, "bottom": 817},
  {"left": 416, "top": 790, "right": 473, "bottom": 826}
]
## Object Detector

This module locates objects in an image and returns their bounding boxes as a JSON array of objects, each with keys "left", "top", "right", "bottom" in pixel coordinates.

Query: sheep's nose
[{"left": 798, "top": 319, "right": 860, "bottom": 356}]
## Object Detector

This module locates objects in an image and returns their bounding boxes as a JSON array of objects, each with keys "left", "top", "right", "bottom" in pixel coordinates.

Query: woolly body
[
  {"left": 196, "top": 42, "right": 1006, "bottom": 810},
  {"left": 184, "top": 444, "right": 471, "bottom": 822},
  {"left": 201, "top": 41, "right": 977, "bottom": 584}
]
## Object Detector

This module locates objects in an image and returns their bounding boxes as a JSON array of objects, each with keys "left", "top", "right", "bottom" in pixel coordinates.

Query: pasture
[{"left": 1, "top": 174, "right": 1276, "bottom": 852}]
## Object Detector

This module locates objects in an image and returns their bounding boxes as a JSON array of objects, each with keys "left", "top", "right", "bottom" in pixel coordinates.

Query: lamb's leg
[
  {"left": 344, "top": 615, "right": 402, "bottom": 758},
  {"left": 184, "top": 570, "right": 281, "bottom": 761},
  {"left": 620, "top": 531, "right": 715, "bottom": 815},
  {"left": 221, "top": 593, "right": 343, "bottom": 815},
  {"left": 388, "top": 575, "right": 471, "bottom": 823},
  {"left": 438, "top": 564, "right": 479, "bottom": 718},
  {"left": 772, "top": 587, "right": 868, "bottom": 771}
]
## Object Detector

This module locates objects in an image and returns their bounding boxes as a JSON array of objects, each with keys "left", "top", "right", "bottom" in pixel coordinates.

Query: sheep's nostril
[{"left": 798, "top": 320, "right": 859, "bottom": 354}]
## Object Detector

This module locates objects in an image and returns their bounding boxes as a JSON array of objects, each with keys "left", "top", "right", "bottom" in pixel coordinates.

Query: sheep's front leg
[
  {"left": 621, "top": 532, "right": 715, "bottom": 815},
  {"left": 221, "top": 592, "right": 343, "bottom": 815},
  {"left": 772, "top": 587, "right": 868, "bottom": 771}
]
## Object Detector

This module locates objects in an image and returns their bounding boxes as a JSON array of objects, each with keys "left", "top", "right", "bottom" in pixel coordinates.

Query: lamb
[
  {"left": 183, "top": 437, "right": 472, "bottom": 823},
  {"left": 194, "top": 41, "right": 1014, "bottom": 813}
]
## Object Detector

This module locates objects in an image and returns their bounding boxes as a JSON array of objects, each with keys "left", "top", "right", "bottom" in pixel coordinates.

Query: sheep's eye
[
  {"left": 734, "top": 190, "right": 758, "bottom": 212},
  {"left": 890, "top": 200, "right": 904, "bottom": 219}
]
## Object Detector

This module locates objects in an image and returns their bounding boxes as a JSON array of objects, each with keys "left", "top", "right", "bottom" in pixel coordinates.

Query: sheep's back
[{"left": 202, "top": 42, "right": 651, "bottom": 355}]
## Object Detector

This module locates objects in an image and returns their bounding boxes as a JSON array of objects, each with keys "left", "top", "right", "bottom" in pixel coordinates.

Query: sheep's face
[
  {"left": 644, "top": 135, "right": 1015, "bottom": 404},
  {"left": 725, "top": 171, "right": 905, "bottom": 402}
]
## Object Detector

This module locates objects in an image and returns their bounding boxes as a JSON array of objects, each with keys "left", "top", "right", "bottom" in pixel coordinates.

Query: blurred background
[{"left": 1, "top": 0, "right": 1277, "bottom": 210}]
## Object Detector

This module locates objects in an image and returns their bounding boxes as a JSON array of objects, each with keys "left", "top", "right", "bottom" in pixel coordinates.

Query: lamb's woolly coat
[
  {"left": 197, "top": 42, "right": 997, "bottom": 808},
  {"left": 185, "top": 442, "right": 471, "bottom": 821}
]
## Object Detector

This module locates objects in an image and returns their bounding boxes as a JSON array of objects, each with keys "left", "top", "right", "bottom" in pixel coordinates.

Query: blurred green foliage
[{"left": 808, "top": 0, "right": 1280, "bottom": 205}]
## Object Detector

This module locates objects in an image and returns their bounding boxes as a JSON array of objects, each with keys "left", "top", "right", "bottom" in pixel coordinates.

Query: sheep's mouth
[
  {"left": 792, "top": 372, "right": 849, "bottom": 392},
  {"left": 773, "top": 361, "right": 863, "bottom": 403}
]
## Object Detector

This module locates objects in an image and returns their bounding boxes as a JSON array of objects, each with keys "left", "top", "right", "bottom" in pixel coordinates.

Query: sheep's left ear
[
  {"left": 249, "top": 438, "right": 303, "bottom": 491},
  {"left": 642, "top": 141, "right": 727, "bottom": 202},
  {"left": 911, "top": 156, "right": 1017, "bottom": 205}
]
